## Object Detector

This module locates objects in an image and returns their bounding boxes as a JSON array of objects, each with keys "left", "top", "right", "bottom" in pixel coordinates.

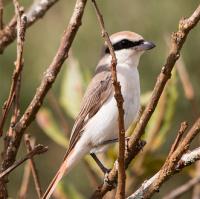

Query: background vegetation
[{"left": 0, "top": 1, "right": 200, "bottom": 198}]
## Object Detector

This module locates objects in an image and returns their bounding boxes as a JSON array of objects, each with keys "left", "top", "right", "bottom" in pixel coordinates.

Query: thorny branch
[
  {"left": 0, "top": 0, "right": 59, "bottom": 53},
  {"left": 128, "top": 143, "right": 200, "bottom": 198},
  {"left": 24, "top": 134, "right": 43, "bottom": 198},
  {"left": 92, "top": 1, "right": 126, "bottom": 198},
  {"left": 91, "top": 3, "right": 200, "bottom": 198},
  {"left": 0, "top": 0, "right": 87, "bottom": 197},
  {"left": 0, "top": 144, "right": 48, "bottom": 179},
  {"left": 141, "top": 118, "right": 200, "bottom": 198}
]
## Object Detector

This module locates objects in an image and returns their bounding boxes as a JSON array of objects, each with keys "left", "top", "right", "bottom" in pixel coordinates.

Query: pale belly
[{"left": 81, "top": 67, "right": 140, "bottom": 153}]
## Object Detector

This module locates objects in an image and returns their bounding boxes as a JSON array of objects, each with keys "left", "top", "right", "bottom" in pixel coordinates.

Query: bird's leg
[
  {"left": 90, "top": 153, "right": 114, "bottom": 187},
  {"left": 90, "top": 153, "right": 110, "bottom": 174}
]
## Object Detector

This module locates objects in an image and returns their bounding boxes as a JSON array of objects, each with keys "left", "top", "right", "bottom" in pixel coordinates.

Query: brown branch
[
  {"left": 91, "top": 4, "right": 200, "bottom": 198},
  {"left": 0, "top": 0, "right": 26, "bottom": 136},
  {"left": 0, "top": 0, "right": 59, "bottom": 53},
  {"left": 0, "top": 0, "right": 87, "bottom": 196},
  {"left": 163, "top": 176, "right": 200, "bottom": 199},
  {"left": 128, "top": 117, "right": 200, "bottom": 199},
  {"left": 0, "top": 1, "right": 26, "bottom": 197},
  {"left": 0, "top": 144, "right": 48, "bottom": 179},
  {"left": 24, "top": 134, "right": 43, "bottom": 198},
  {"left": 128, "top": 146, "right": 200, "bottom": 199},
  {"left": 168, "top": 121, "right": 188, "bottom": 157},
  {"left": 17, "top": 161, "right": 31, "bottom": 199},
  {"left": 128, "top": 3, "right": 200, "bottom": 157},
  {"left": 91, "top": 1, "right": 126, "bottom": 198}
]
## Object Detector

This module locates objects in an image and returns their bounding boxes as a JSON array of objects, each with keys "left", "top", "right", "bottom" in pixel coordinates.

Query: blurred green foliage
[{"left": 0, "top": 1, "right": 200, "bottom": 198}]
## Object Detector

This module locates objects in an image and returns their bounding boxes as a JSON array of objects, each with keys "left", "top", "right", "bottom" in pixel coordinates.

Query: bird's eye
[{"left": 105, "top": 39, "right": 144, "bottom": 54}]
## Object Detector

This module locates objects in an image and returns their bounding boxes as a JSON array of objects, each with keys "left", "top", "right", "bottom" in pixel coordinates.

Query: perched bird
[{"left": 43, "top": 31, "right": 155, "bottom": 199}]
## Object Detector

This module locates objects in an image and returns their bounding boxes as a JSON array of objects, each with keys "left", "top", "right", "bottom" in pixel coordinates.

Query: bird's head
[{"left": 100, "top": 31, "right": 155, "bottom": 67}]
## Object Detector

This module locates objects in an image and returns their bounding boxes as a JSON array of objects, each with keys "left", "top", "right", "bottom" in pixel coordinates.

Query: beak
[{"left": 136, "top": 41, "right": 156, "bottom": 51}]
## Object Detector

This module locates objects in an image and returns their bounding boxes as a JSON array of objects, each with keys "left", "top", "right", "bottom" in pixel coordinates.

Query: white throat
[{"left": 98, "top": 49, "right": 143, "bottom": 69}]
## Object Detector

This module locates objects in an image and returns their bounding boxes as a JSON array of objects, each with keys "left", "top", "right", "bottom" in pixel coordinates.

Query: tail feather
[
  {"left": 42, "top": 145, "right": 89, "bottom": 199},
  {"left": 42, "top": 159, "right": 69, "bottom": 199}
]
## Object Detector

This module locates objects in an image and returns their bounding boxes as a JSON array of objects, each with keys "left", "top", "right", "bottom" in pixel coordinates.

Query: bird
[{"left": 42, "top": 31, "right": 155, "bottom": 199}]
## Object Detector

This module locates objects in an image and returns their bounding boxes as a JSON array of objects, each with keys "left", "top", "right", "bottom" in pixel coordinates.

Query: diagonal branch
[
  {"left": 0, "top": 0, "right": 59, "bottom": 53},
  {"left": 0, "top": 144, "right": 48, "bottom": 179},
  {"left": 91, "top": 0, "right": 126, "bottom": 198},
  {"left": 0, "top": 0, "right": 87, "bottom": 196},
  {"left": 128, "top": 144, "right": 200, "bottom": 199},
  {"left": 91, "top": 3, "right": 200, "bottom": 198}
]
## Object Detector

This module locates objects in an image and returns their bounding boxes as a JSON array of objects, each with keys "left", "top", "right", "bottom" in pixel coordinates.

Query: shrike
[{"left": 43, "top": 31, "right": 155, "bottom": 199}]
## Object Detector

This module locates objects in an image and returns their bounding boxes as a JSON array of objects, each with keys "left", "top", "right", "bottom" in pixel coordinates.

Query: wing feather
[{"left": 65, "top": 68, "right": 112, "bottom": 158}]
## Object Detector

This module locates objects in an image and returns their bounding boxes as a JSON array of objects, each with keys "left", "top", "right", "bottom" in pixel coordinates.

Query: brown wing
[{"left": 64, "top": 67, "right": 112, "bottom": 158}]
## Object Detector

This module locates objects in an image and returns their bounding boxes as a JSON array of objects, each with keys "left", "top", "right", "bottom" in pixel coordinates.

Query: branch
[
  {"left": 128, "top": 3, "right": 200, "bottom": 157},
  {"left": 91, "top": 4, "right": 200, "bottom": 198},
  {"left": 24, "top": 134, "right": 43, "bottom": 198},
  {"left": 0, "top": 0, "right": 87, "bottom": 196},
  {"left": 18, "top": 160, "right": 31, "bottom": 199},
  {"left": 0, "top": 144, "right": 48, "bottom": 179},
  {"left": 128, "top": 147, "right": 200, "bottom": 199},
  {"left": 0, "top": 0, "right": 26, "bottom": 136},
  {"left": 163, "top": 176, "right": 200, "bottom": 199},
  {"left": 92, "top": 1, "right": 126, "bottom": 198},
  {"left": 0, "top": 0, "right": 59, "bottom": 53},
  {"left": 127, "top": 118, "right": 200, "bottom": 199}
]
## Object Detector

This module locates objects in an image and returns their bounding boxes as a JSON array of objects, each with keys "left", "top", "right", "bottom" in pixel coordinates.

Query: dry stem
[
  {"left": 24, "top": 134, "right": 43, "bottom": 198},
  {"left": 0, "top": 144, "right": 48, "bottom": 179},
  {"left": 92, "top": 1, "right": 126, "bottom": 198}
]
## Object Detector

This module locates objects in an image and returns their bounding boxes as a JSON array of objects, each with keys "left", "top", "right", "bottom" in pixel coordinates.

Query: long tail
[
  {"left": 42, "top": 147, "right": 88, "bottom": 199},
  {"left": 42, "top": 158, "right": 69, "bottom": 199}
]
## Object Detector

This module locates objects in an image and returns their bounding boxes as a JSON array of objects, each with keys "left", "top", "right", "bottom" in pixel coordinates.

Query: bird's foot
[{"left": 103, "top": 169, "right": 116, "bottom": 188}]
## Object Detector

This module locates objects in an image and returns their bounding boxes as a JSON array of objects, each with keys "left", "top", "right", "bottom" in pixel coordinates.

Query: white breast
[{"left": 79, "top": 64, "right": 140, "bottom": 153}]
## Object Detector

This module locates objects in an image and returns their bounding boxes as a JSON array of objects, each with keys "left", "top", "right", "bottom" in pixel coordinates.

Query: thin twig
[
  {"left": 92, "top": 1, "right": 126, "bottom": 198},
  {"left": 0, "top": 0, "right": 59, "bottom": 53},
  {"left": 128, "top": 146, "right": 200, "bottom": 199},
  {"left": 163, "top": 176, "right": 200, "bottom": 199},
  {"left": 0, "top": 0, "right": 27, "bottom": 136},
  {"left": 0, "top": 0, "right": 87, "bottom": 196},
  {"left": 91, "top": 4, "right": 200, "bottom": 198},
  {"left": 128, "top": 117, "right": 200, "bottom": 199},
  {"left": 0, "top": 1, "right": 27, "bottom": 197},
  {"left": 0, "top": 144, "right": 48, "bottom": 179},
  {"left": 24, "top": 134, "right": 43, "bottom": 198},
  {"left": 168, "top": 121, "right": 188, "bottom": 157},
  {"left": 17, "top": 161, "right": 31, "bottom": 199}
]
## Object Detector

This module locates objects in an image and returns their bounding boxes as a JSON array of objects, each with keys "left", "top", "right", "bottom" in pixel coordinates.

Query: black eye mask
[{"left": 105, "top": 39, "right": 144, "bottom": 54}]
